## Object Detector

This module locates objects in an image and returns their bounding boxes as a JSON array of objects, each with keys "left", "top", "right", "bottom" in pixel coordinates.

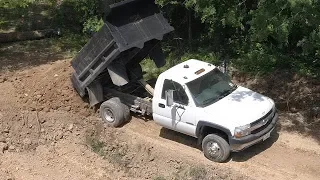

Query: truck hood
[{"left": 202, "top": 86, "right": 274, "bottom": 127}]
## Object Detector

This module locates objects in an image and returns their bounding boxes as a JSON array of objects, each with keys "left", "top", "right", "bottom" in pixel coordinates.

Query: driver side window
[{"left": 161, "top": 79, "right": 188, "bottom": 105}]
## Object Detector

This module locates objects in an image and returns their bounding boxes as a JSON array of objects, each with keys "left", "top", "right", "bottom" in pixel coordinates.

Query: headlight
[{"left": 234, "top": 124, "right": 251, "bottom": 138}]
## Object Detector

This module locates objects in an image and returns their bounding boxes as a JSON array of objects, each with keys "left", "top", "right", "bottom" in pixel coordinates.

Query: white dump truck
[{"left": 71, "top": 0, "right": 278, "bottom": 162}]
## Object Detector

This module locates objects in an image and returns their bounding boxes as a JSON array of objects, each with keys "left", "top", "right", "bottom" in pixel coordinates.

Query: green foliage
[
  {"left": 53, "top": 0, "right": 123, "bottom": 33},
  {"left": 156, "top": 0, "right": 320, "bottom": 77},
  {"left": 0, "top": 0, "right": 58, "bottom": 8},
  {"left": 0, "top": 0, "right": 36, "bottom": 8},
  {"left": 141, "top": 58, "right": 169, "bottom": 80},
  {"left": 82, "top": 16, "right": 104, "bottom": 33},
  {"left": 1, "top": 0, "right": 319, "bottom": 77}
]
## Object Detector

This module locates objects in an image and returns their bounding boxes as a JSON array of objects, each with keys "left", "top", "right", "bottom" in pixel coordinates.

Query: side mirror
[{"left": 165, "top": 89, "right": 174, "bottom": 106}]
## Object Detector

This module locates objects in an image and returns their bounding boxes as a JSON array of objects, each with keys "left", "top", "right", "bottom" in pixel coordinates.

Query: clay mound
[{"left": 11, "top": 59, "right": 94, "bottom": 116}]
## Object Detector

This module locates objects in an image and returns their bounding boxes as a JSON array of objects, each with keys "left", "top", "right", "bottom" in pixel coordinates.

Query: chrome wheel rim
[
  {"left": 207, "top": 141, "right": 221, "bottom": 158},
  {"left": 103, "top": 108, "right": 114, "bottom": 122}
]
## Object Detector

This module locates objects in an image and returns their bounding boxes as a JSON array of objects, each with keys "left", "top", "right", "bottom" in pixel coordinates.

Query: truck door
[{"left": 153, "top": 79, "right": 196, "bottom": 137}]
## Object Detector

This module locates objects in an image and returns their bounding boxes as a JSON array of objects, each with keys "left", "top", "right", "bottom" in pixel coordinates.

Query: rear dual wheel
[{"left": 100, "top": 98, "right": 130, "bottom": 127}]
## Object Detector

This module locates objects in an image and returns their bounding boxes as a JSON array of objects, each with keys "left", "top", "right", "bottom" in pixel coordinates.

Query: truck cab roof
[{"left": 159, "top": 59, "right": 217, "bottom": 84}]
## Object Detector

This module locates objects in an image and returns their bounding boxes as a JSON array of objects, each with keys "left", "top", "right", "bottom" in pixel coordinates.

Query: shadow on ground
[
  {"left": 159, "top": 127, "right": 280, "bottom": 162},
  {"left": 231, "top": 130, "right": 279, "bottom": 162},
  {"left": 0, "top": 31, "right": 87, "bottom": 73},
  {"left": 0, "top": 1, "right": 88, "bottom": 73},
  {"left": 159, "top": 127, "right": 200, "bottom": 150},
  {"left": 0, "top": 39, "right": 72, "bottom": 72},
  {"left": 0, "top": 4, "right": 53, "bottom": 33}
]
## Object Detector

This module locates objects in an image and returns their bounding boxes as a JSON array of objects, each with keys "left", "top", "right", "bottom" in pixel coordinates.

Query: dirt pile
[
  {"left": 0, "top": 59, "right": 95, "bottom": 153},
  {"left": 6, "top": 59, "right": 94, "bottom": 117}
]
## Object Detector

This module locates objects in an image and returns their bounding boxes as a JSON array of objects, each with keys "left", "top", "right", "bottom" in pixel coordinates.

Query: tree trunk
[{"left": 0, "top": 29, "right": 60, "bottom": 43}]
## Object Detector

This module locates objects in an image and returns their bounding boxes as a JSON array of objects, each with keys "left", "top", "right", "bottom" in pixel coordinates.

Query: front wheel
[{"left": 202, "top": 134, "right": 230, "bottom": 163}]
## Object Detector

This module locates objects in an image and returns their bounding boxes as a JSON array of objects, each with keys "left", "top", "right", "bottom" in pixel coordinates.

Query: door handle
[{"left": 158, "top": 103, "right": 165, "bottom": 108}]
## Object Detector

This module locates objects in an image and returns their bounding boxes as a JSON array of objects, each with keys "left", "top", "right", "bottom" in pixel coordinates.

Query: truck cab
[{"left": 152, "top": 59, "right": 278, "bottom": 162}]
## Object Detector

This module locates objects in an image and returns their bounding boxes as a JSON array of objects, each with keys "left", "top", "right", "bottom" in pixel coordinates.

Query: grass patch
[
  {"left": 85, "top": 136, "right": 105, "bottom": 155},
  {"left": 153, "top": 176, "right": 166, "bottom": 180},
  {"left": 188, "top": 166, "right": 207, "bottom": 180},
  {"left": 85, "top": 130, "right": 131, "bottom": 170}
]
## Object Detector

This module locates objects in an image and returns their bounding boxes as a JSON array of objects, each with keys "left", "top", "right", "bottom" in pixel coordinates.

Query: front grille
[
  {"left": 251, "top": 109, "right": 273, "bottom": 127},
  {"left": 249, "top": 108, "right": 275, "bottom": 134},
  {"left": 251, "top": 115, "right": 273, "bottom": 134}
]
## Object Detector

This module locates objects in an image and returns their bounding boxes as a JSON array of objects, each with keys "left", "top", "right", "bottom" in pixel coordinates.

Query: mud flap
[{"left": 86, "top": 81, "right": 104, "bottom": 106}]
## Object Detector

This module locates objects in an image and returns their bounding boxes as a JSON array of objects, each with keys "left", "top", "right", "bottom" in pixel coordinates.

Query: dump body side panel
[{"left": 70, "top": 0, "right": 174, "bottom": 105}]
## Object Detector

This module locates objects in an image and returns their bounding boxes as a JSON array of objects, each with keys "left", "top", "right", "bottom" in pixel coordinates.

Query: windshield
[{"left": 186, "top": 68, "right": 237, "bottom": 107}]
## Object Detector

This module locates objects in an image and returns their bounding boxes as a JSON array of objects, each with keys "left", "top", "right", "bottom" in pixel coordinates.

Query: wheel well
[{"left": 200, "top": 126, "right": 229, "bottom": 144}]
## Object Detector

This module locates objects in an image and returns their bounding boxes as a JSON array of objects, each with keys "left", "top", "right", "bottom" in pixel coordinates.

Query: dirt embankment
[
  {"left": 6, "top": 59, "right": 94, "bottom": 116},
  {"left": 232, "top": 70, "right": 320, "bottom": 143}
]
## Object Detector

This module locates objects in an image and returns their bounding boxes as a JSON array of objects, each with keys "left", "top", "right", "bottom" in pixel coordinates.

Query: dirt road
[{"left": 0, "top": 60, "right": 319, "bottom": 180}]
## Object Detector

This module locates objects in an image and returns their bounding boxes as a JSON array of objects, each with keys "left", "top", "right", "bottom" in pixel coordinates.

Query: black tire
[
  {"left": 100, "top": 98, "right": 125, "bottom": 127},
  {"left": 202, "top": 134, "right": 230, "bottom": 163},
  {"left": 122, "top": 103, "right": 131, "bottom": 122}
]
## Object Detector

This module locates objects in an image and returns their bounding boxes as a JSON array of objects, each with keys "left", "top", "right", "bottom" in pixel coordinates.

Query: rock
[
  {"left": 23, "top": 138, "right": 32, "bottom": 146},
  {"left": 149, "top": 156, "right": 155, "bottom": 162},
  {"left": 43, "top": 107, "right": 50, "bottom": 112},
  {"left": 36, "top": 94, "right": 42, "bottom": 99},
  {"left": 55, "top": 131, "right": 64, "bottom": 140},
  {"left": 0, "top": 138, "right": 6, "bottom": 143},
  {"left": 82, "top": 111, "right": 91, "bottom": 117},
  {"left": 83, "top": 104, "right": 89, "bottom": 108},
  {"left": 8, "top": 145, "right": 15, "bottom": 150},
  {"left": 0, "top": 142, "right": 8, "bottom": 153},
  {"left": 0, "top": 77, "right": 6, "bottom": 83},
  {"left": 39, "top": 139, "right": 46, "bottom": 144},
  {"left": 3, "top": 128, "right": 9, "bottom": 133},
  {"left": 67, "top": 124, "right": 74, "bottom": 131},
  {"left": 65, "top": 106, "right": 71, "bottom": 112},
  {"left": 40, "top": 118, "right": 46, "bottom": 124},
  {"left": 290, "top": 107, "right": 299, "bottom": 113}
]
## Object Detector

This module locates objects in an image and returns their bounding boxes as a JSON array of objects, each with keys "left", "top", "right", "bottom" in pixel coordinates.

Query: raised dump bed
[{"left": 71, "top": 0, "right": 174, "bottom": 101}]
